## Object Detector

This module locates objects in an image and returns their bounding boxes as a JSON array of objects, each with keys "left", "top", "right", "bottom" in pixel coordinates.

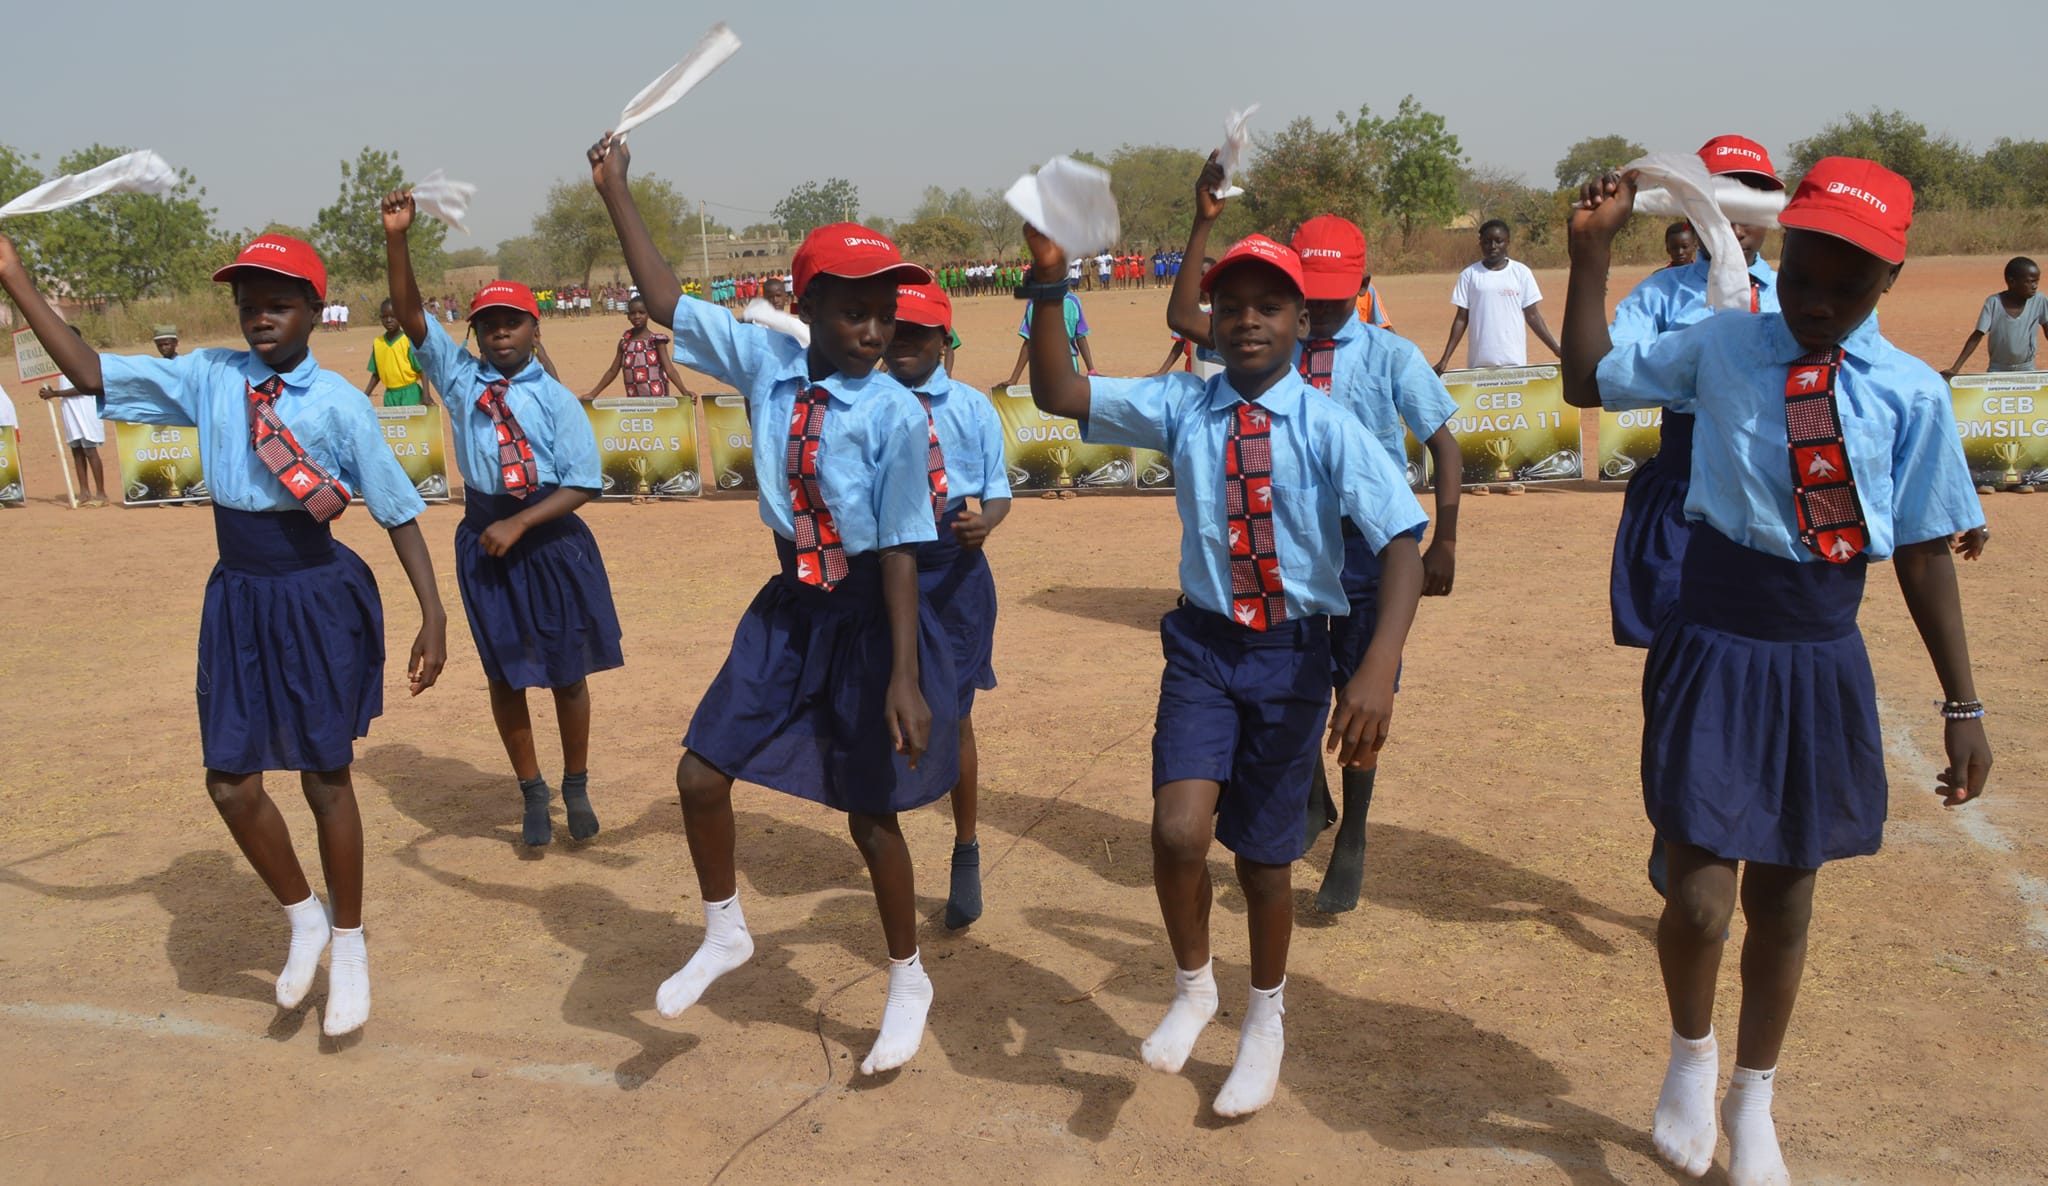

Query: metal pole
[{"left": 699, "top": 200, "right": 711, "bottom": 288}]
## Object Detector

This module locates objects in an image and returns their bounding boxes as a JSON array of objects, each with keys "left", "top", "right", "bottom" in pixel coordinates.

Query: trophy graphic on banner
[
  {"left": 629, "top": 456, "right": 654, "bottom": 497},
  {"left": 1484, "top": 437, "right": 1516, "bottom": 482},
  {"left": 1050, "top": 445, "right": 1076, "bottom": 488},
  {"left": 1991, "top": 441, "right": 2024, "bottom": 487}
]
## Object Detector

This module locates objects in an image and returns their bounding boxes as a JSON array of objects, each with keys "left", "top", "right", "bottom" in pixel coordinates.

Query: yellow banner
[
  {"left": 375, "top": 404, "right": 451, "bottom": 502},
  {"left": 0, "top": 424, "right": 22, "bottom": 503},
  {"left": 585, "top": 396, "right": 700, "bottom": 499},
  {"left": 988, "top": 384, "right": 1131, "bottom": 491},
  {"left": 113, "top": 421, "right": 206, "bottom": 505},
  {"left": 1949, "top": 372, "right": 2048, "bottom": 488},
  {"left": 1596, "top": 407, "right": 1666, "bottom": 483},
  {"left": 701, "top": 394, "right": 757, "bottom": 492},
  {"left": 1438, "top": 366, "right": 1581, "bottom": 485}
]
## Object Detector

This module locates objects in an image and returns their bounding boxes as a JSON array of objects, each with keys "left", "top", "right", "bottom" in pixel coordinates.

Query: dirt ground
[{"left": 1, "top": 256, "right": 2042, "bottom": 1186}]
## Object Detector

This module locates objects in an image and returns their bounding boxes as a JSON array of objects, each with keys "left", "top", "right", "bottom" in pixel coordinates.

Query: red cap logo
[
  {"left": 1696, "top": 135, "right": 1784, "bottom": 190},
  {"left": 1778, "top": 157, "right": 1914, "bottom": 264},
  {"left": 894, "top": 281, "right": 953, "bottom": 331},
  {"left": 212, "top": 234, "right": 328, "bottom": 300},
  {"left": 468, "top": 280, "right": 541, "bottom": 320},
  {"left": 1201, "top": 235, "right": 1306, "bottom": 299},
  {"left": 1289, "top": 216, "right": 1368, "bottom": 301},
  {"left": 791, "top": 223, "right": 933, "bottom": 300}
]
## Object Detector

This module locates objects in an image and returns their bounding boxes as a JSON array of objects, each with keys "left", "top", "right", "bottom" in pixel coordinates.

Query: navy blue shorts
[
  {"left": 1152, "top": 605, "right": 1331, "bottom": 865},
  {"left": 1328, "top": 526, "right": 1402, "bottom": 692}
]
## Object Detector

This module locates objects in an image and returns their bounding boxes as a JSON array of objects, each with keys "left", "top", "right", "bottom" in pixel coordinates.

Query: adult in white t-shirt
[{"left": 1435, "top": 219, "right": 1561, "bottom": 372}]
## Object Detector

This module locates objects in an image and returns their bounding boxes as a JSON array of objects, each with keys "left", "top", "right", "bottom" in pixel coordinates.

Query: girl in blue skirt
[
  {"left": 1565, "top": 159, "right": 1993, "bottom": 1186},
  {"left": 0, "top": 232, "right": 449, "bottom": 1038},
  {"left": 593, "top": 134, "right": 957, "bottom": 1076},
  {"left": 884, "top": 280, "right": 1013, "bottom": 930},
  {"left": 383, "top": 192, "right": 624, "bottom": 848}
]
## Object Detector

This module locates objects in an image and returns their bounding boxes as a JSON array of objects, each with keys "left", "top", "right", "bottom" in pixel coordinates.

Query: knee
[
  {"left": 673, "top": 755, "right": 727, "bottom": 812},
  {"left": 300, "top": 771, "right": 355, "bottom": 818},
  {"left": 205, "top": 774, "right": 262, "bottom": 816},
  {"left": 845, "top": 812, "right": 898, "bottom": 856},
  {"left": 1151, "top": 810, "right": 1211, "bottom": 866},
  {"left": 1665, "top": 877, "right": 1737, "bottom": 942},
  {"left": 1742, "top": 876, "right": 1816, "bottom": 942},
  {"left": 1236, "top": 859, "right": 1290, "bottom": 906}
]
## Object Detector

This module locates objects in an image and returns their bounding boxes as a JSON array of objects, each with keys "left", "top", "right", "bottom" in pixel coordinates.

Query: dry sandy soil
[{"left": 1, "top": 256, "right": 2042, "bottom": 1185}]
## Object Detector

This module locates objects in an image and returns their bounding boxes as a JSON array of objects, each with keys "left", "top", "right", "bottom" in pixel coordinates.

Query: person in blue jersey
[
  {"left": 1564, "top": 158, "right": 1993, "bottom": 1186},
  {"left": 384, "top": 191, "right": 624, "bottom": 850},
  {"left": 0, "top": 232, "right": 448, "bottom": 1039},
  {"left": 884, "top": 280, "right": 1013, "bottom": 931},
  {"left": 592, "top": 131, "right": 957, "bottom": 1077},
  {"left": 1027, "top": 225, "right": 1428, "bottom": 1118}
]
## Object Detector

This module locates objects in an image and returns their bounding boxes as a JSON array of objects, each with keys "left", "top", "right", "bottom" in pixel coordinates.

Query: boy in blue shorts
[{"left": 1025, "top": 226, "right": 1427, "bottom": 1117}]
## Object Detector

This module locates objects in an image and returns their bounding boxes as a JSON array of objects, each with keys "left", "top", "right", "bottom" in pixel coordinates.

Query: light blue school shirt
[
  {"left": 668, "top": 298, "right": 937, "bottom": 553},
  {"left": 1081, "top": 368, "right": 1429, "bottom": 619},
  {"left": 410, "top": 318, "right": 600, "bottom": 494},
  {"left": 1300, "top": 316, "right": 1458, "bottom": 469},
  {"left": 1610, "top": 255, "right": 1779, "bottom": 349},
  {"left": 903, "top": 364, "right": 1013, "bottom": 507},
  {"left": 1596, "top": 311, "right": 1983, "bottom": 562},
  {"left": 98, "top": 348, "right": 425, "bottom": 528}
]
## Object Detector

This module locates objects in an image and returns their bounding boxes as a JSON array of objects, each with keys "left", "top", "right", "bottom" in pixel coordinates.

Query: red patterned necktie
[
  {"left": 1750, "top": 277, "right": 1762, "bottom": 314},
  {"left": 787, "top": 386, "right": 848, "bottom": 588},
  {"left": 1224, "top": 401, "right": 1287, "bottom": 630},
  {"left": 914, "top": 393, "right": 948, "bottom": 522},
  {"left": 1783, "top": 349, "right": 1868, "bottom": 563},
  {"left": 1298, "top": 339, "right": 1337, "bottom": 393},
  {"left": 477, "top": 379, "right": 539, "bottom": 496},
  {"left": 247, "top": 375, "right": 351, "bottom": 522}
]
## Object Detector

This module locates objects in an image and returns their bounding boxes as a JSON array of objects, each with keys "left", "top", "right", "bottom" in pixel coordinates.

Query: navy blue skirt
[
  {"left": 1642, "top": 526, "right": 1884, "bottom": 869},
  {"left": 1610, "top": 412, "right": 1695, "bottom": 648},
  {"left": 198, "top": 506, "right": 383, "bottom": 774},
  {"left": 454, "top": 486, "right": 624, "bottom": 689},
  {"left": 682, "top": 535, "right": 961, "bottom": 813},
  {"left": 917, "top": 506, "right": 999, "bottom": 715}
]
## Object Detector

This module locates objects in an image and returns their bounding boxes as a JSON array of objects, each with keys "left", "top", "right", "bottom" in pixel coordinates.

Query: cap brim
[
  {"left": 212, "top": 261, "right": 325, "bottom": 300},
  {"left": 1777, "top": 209, "right": 1905, "bottom": 265},
  {"left": 1298, "top": 269, "right": 1364, "bottom": 301},
  {"left": 1709, "top": 168, "right": 1785, "bottom": 192},
  {"left": 1200, "top": 255, "right": 1303, "bottom": 298},
  {"left": 466, "top": 299, "right": 538, "bottom": 320},
  {"left": 829, "top": 260, "right": 934, "bottom": 286}
]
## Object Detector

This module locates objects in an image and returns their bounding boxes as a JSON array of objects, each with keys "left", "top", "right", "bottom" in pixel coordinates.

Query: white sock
[
  {"left": 1654, "top": 1028, "right": 1720, "bottom": 1178},
  {"left": 1140, "top": 959, "right": 1218, "bottom": 1073},
  {"left": 859, "top": 949, "right": 934, "bottom": 1075},
  {"left": 1723, "top": 1065, "right": 1790, "bottom": 1186},
  {"left": 1213, "top": 978, "right": 1287, "bottom": 1117},
  {"left": 656, "top": 893, "right": 754, "bottom": 1019},
  {"left": 322, "top": 926, "right": 370, "bottom": 1037},
  {"left": 275, "top": 894, "right": 330, "bottom": 1009}
]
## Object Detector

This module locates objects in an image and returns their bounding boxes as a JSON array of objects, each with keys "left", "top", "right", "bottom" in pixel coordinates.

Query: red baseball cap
[
  {"left": 1200, "top": 234, "right": 1305, "bottom": 298},
  {"left": 212, "top": 234, "right": 328, "bottom": 301},
  {"left": 791, "top": 223, "right": 933, "bottom": 300},
  {"left": 1777, "top": 157, "right": 1913, "bottom": 265},
  {"left": 1697, "top": 135, "right": 1784, "bottom": 190},
  {"left": 894, "top": 281, "right": 952, "bottom": 331},
  {"left": 468, "top": 280, "right": 541, "bottom": 320},
  {"left": 1289, "top": 216, "right": 1368, "bottom": 301}
]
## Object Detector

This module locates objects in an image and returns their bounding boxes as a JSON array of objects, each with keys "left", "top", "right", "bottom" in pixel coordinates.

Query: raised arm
[
  {"left": 1021, "top": 225, "right": 1091, "bottom": 421},
  {"left": 589, "top": 134, "right": 683, "bottom": 328},
  {"left": 1164, "top": 153, "right": 1227, "bottom": 344},
  {"left": 381, "top": 191, "right": 431, "bottom": 345},
  {"left": 0, "top": 234, "right": 103, "bottom": 393},
  {"left": 1893, "top": 539, "right": 1991, "bottom": 805},
  {"left": 1560, "top": 172, "right": 1637, "bottom": 408}
]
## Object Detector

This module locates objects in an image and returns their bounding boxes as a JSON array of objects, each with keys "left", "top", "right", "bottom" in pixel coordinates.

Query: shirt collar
[
  {"left": 1762, "top": 310, "right": 1884, "bottom": 364},
  {"left": 1208, "top": 367, "right": 1308, "bottom": 416},
  {"left": 237, "top": 348, "right": 321, "bottom": 391},
  {"left": 801, "top": 360, "right": 906, "bottom": 406},
  {"left": 906, "top": 362, "right": 953, "bottom": 402},
  {"left": 1322, "top": 315, "right": 1364, "bottom": 347}
]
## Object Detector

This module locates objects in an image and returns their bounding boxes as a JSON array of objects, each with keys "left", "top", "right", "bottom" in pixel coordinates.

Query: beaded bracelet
[{"left": 1937, "top": 699, "right": 1986, "bottom": 721}]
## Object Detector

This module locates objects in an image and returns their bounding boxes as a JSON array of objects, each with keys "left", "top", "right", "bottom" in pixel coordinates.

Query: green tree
[
  {"left": 1107, "top": 144, "right": 1212, "bottom": 250},
  {"left": 0, "top": 144, "right": 46, "bottom": 289},
  {"left": 773, "top": 178, "right": 859, "bottom": 238},
  {"left": 1788, "top": 110, "right": 1977, "bottom": 210},
  {"left": 1553, "top": 134, "right": 1646, "bottom": 189},
  {"left": 36, "top": 144, "right": 219, "bottom": 303},
  {"left": 1356, "top": 96, "right": 1467, "bottom": 245},
  {"left": 531, "top": 174, "right": 705, "bottom": 285},
  {"left": 444, "top": 246, "right": 494, "bottom": 269},
  {"left": 1972, "top": 138, "right": 2048, "bottom": 208},
  {"left": 895, "top": 213, "right": 978, "bottom": 261},
  {"left": 966, "top": 189, "right": 1016, "bottom": 256},
  {"left": 1237, "top": 114, "right": 1376, "bottom": 241},
  {"left": 314, "top": 147, "right": 447, "bottom": 283},
  {"left": 494, "top": 234, "right": 552, "bottom": 284}
]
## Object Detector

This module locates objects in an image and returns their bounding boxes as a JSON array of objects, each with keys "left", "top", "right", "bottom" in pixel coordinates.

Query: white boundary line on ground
[{"left": 1875, "top": 694, "right": 2048, "bottom": 949}]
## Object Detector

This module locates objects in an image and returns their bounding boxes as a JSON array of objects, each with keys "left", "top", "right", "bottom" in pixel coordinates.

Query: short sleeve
[
  {"left": 1070, "top": 298, "right": 1089, "bottom": 337},
  {"left": 1387, "top": 339, "right": 1458, "bottom": 439},
  {"left": 975, "top": 397, "right": 1012, "bottom": 502},
  {"left": 1519, "top": 264, "right": 1544, "bottom": 307},
  {"left": 1975, "top": 296, "right": 2000, "bottom": 335},
  {"left": 1450, "top": 268, "right": 1473, "bottom": 310},
  {"left": 1610, "top": 284, "right": 1665, "bottom": 352},
  {"left": 669, "top": 296, "right": 782, "bottom": 388},
  {"left": 411, "top": 317, "right": 478, "bottom": 398},
  {"left": 1078, "top": 373, "right": 1196, "bottom": 453},
  {"left": 544, "top": 386, "right": 602, "bottom": 490},
  {"left": 337, "top": 397, "right": 427, "bottom": 527},
  {"left": 1594, "top": 317, "right": 1713, "bottom": 413},
  {"left": 1319, "top": 411, "right": 1430, "bottom": 553},
  {"left": 98, "top": 351, "right": 203, "bottom": 426},
  {"left": 366, "top": 351, "right": 378, "bottom": 376},
  {"left": 1017, "top": 305, "right": 1032, "bottom": 339},
  {"left": 1889, "top": 384, "right": 1985, "bottom": 545}
]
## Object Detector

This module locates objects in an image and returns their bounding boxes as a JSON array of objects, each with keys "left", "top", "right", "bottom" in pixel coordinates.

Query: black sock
[
  {"left": 1302, "top": 759, "right": 1338, "bottom": 852},
  {"left": 561, "top": 771, "right": 598, "bottom": 841},
  {"left": 1315, "top": 768, "right": 1376, "bottom": 913},
  {"left": 519, "top": 775, "right": 552, "bottom": 846},
  {"left": 945, "top": 839, "right": 982, "bottom": 930}
]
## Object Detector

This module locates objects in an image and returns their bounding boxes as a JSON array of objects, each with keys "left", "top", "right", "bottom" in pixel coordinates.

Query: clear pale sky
[{"left": 5, "top": 0, "right": 2040, "bottom": 246}]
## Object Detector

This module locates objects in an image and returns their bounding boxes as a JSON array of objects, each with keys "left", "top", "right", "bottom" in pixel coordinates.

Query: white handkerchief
[
  {"left": 1005, "top": 156, "right": 1120, "bottom": 259},
  {"left": 0, "top": 150, "right": 177, "bottom": 219},
  {"left": 614, "top": 23, "right": 743, "bottom": 140},
  {"left": 410, "top": 169, "right": 477, "bottom": 234},
  {"left": 1624, "top": 152, "right": 1785, "bottom": 312},
  {"left": 1213, "top": 105, "right": 1259, "bottom": 200}
]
